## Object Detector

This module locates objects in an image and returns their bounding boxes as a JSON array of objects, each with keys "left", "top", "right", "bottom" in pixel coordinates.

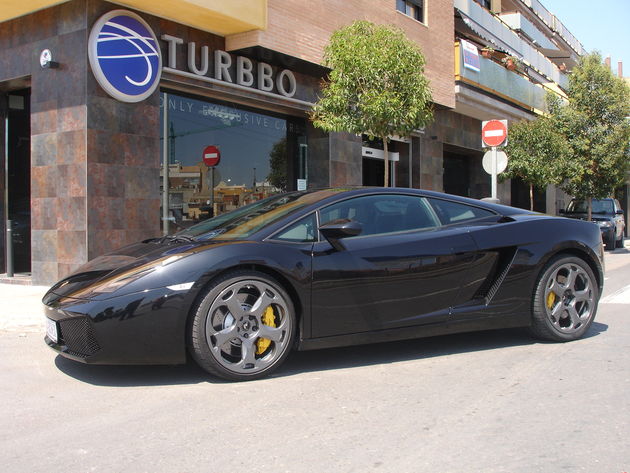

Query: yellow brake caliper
[
  {"left": 256, "top": 305, "right": 276, "bottom": 354},
  {"left": 546, "top": 292, "right": 556, "bottom": 310}
]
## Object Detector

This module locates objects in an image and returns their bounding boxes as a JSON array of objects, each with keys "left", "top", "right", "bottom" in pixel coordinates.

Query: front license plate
[{"left": 46, "top": 318, "right": 58, "bottom": 344}]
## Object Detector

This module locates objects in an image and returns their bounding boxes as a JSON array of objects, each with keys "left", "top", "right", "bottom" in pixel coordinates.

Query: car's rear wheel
[
  {"left": 530, "top": 255, "right": 598, "bottom": 342},
  {"left": 189, "top": 270, "right": 295, "bottom": 381}
]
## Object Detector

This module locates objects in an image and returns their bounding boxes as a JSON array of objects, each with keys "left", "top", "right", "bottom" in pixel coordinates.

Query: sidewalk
[{"left": 0, "top": 284, "right": 49, "bottom": 331}]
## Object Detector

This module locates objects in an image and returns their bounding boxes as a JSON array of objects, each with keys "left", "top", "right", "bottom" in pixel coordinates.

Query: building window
[
  {"left": 396, "top": 0, "right": 425, "bottom": 24},
  {"left": 474, "top": 0, "right": 491, "bottom": 9}
]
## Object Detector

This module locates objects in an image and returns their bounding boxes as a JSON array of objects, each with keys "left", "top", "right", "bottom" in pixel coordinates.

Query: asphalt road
[{"left": 1, "top": 249, "right": 629, "bottom": 473}]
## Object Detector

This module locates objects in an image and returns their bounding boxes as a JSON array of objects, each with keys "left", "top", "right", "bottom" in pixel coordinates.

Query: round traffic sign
[
  {"left": 482, "top": 119, "right": 508, "bottom": 147},
  {"left": 203, "top": 145, "right": 221, "bottom": 167},
  {"left": 482, "top": 150, "right": 508, "bottom": 174}
]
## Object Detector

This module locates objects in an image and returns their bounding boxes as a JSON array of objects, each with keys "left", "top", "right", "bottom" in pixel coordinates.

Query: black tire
[
  {"left": 605, "top": 233, "right": 615, "bottom": 250},
  {"left": 530, "top": 255, "right": 598, "bottom": 342},
  {"left": 189, "top": 270, "right": 296, "bottom": 381},
  {"left": 615, "top": 233, "right": 624, "bottom": 249}
]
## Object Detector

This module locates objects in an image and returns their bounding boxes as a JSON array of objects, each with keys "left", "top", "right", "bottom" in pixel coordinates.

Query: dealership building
[{"left": 0, "top": 0, "right": 625, "bottom": 285}]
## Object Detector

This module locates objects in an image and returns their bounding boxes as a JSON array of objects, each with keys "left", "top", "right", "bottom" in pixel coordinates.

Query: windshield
[
  {"left": 566, "top": 199, "right": 614, "bottom": 214},
  {"left": 177, "top": 191, "right": 331, "bottom": 241}
]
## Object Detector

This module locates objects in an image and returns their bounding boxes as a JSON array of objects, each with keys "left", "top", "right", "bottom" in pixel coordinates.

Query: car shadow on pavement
[
  {"left": 53, "top": 323, "right": 607, "bottom": 386},
  {"left": 278, "top": 323, "right": 608, "bottom": 377},
  {"left": 54, "top": 355, "right": 212, "bottom": 387}
]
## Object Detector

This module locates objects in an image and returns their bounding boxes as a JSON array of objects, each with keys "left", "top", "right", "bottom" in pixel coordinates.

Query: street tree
[
  {"left": 310, "top": 20, "right": 433, "bottom": 187},
  {"left": 550, "top": 52, "right": 630, "bottom": 220},
  {"left": 504, "top": 115, "right": 568, "bottom": 210}
]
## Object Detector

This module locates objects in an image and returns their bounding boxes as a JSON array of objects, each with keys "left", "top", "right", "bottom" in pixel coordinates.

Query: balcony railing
[
  {"left": 498, "top": 12, "right": 556, "bottom": 50},
  {"left": 455, "top": 42, "right": 549, "bottom": 113},
  {"left": 517, "top": 0, "right": 584, "bottom": 55}
]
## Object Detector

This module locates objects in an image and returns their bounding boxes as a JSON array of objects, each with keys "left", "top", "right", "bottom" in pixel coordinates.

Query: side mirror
[
  {"left": 616, "top": 209, "right": 624, "bottom": 215},
  {"left": 319, "top": 219, "right": 362, "bottom": 252}
]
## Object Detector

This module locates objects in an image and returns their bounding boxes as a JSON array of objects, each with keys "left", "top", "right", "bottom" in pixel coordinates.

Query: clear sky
[{"left": 542, "top": 0, "right": 630, "bottom": 76}]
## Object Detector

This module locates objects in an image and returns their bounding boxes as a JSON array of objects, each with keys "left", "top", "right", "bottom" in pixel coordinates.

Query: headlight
[
  {"left": 92, "top": 254, "right": 190, "bottom": 294},
  {"left": 597, "top": 221, "right": 613, "bottom": 228}
]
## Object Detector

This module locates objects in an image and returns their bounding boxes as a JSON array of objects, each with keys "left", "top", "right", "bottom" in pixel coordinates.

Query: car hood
[
  {"left": 43, "top": 239, "right": 231, "bottom": 303},
  {"left": 563, "top": 213, "right": 612, "bottom": 222}
]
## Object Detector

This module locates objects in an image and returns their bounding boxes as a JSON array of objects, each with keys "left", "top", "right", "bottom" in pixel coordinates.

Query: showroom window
[{"left": 159, "top": 92, "right": 307, "bottom": 234}]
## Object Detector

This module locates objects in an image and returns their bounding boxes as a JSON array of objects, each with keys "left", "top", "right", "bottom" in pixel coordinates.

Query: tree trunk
[
  {"left": 587, "top": 196, "right": 592, "bottom": 221},
  {"left": 383, "top": 137, "right": 389, "bottom": 188},
  {"left": 529, "top": 184, "right": 534, "bottom": 211}
]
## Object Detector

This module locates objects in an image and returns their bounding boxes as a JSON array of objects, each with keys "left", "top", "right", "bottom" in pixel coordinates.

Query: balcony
[
  {"left": 498, "top": 12, "right": 556, "bottom": 50},
  {"left": 455, "top": 41, "right": 548, "bottom": 115},
  {"left": 517, "top": 0, "right": 584, "bottom": 55},
  {"left": 455, "top": 0, "right": 568, "bottom": 89}
]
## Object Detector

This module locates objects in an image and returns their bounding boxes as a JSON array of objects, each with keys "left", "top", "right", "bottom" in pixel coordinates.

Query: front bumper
[{"left": 44, "top": 286, "right": 191, "bottom": 365}]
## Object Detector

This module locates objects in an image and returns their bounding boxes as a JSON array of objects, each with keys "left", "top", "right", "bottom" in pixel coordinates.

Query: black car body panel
[{"left": 43, "top": 188, "right": 604, "bottom": 367}]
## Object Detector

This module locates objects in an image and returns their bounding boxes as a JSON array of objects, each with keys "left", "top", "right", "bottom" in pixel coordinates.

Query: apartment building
[{"left": 0, "top": 0, "right": 587, "bottom": 284}]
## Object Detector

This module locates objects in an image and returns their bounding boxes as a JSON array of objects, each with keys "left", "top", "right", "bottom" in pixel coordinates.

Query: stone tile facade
[{"left": 0, "top": 0, "right": 161, "bottom": 284}]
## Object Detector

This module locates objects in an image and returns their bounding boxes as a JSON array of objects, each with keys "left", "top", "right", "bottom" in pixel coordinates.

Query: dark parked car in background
[
  {"left": 561, "top": 198, "right": 625, "bottom": 250},
  {"left": 44, "top": 188, "right": 604, "bottom": 381}
]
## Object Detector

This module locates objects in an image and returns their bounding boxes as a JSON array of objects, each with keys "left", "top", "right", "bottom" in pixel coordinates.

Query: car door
[{"left": 310, "top": 194, "right": 481, "bottom": 338}]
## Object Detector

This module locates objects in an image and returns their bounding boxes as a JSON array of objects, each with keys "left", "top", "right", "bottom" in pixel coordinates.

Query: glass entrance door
[{"left": 3, "top": 89, "right": 31, "bottom": 274}]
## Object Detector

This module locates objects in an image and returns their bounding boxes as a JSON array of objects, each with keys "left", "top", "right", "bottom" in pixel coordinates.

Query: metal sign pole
[
  {"left": 491, "top": 146, "right": 498, "bottom": 201},
  {"left": 4, "top": 114, "right": 14, "bottom": 277},
  {"left": 209, "top": 166, "right": 214, "bottom": 217}
]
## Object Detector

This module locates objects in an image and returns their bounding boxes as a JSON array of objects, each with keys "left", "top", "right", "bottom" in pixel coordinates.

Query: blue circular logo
[{"left": 88, "top": 10, "right": 162, "bottom": 103}]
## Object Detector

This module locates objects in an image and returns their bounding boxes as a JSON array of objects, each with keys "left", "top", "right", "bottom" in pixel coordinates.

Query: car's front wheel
[
  {"left": 530, "top": 255, "right": 599, "bottom": 342},
  {"left": 615, "top": 232, "right": 625, "bottom": 249},
  {"left": 189, "top": 270, "right": 296, "bottom": 381},
  {"left": 605, "top": 231, "right": 616, "bottom": 250}
]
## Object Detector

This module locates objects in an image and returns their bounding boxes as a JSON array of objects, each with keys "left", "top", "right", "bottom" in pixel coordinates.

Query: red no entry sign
[
  {"left": 202, "top": 145, "right": 221, "bottom": 167},
  {"left": 481, "top": 119, "right": 508, "bottom": 147}
]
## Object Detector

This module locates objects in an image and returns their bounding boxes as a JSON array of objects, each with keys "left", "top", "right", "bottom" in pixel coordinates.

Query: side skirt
[{"left": 297, "top": 314, "right": 528, "bottom": 351}]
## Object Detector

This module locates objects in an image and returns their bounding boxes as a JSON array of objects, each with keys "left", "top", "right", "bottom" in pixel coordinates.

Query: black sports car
[{"left": 44, "top": 188, "right": 604, "bottom": 381}]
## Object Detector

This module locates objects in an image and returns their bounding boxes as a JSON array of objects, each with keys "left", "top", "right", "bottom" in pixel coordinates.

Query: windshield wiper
[{"left": 158, "top": 234, "right": 197, "bottom": 244}]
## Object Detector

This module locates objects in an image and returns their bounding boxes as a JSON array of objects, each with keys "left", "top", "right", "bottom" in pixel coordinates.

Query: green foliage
[
  {"left": 310, "top": 20, "right": 433, "bottom": 186},
  {"left": 267, "top": 138, "right": 287, "bottom": 191},
  {"left": 551, "top": 52, "right": 630, "bottom": 201},
  {"left": 504, "top": 116, "right": 567, "bottom": 191}
]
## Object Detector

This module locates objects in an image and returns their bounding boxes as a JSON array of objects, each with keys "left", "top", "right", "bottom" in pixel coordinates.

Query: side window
[
  {"left": 428, "top": 198, "right": 495, "bottom": 225},
  {"left": 319, "top": 194, "right": 439, "bottom": 237},
  {"left": 273, "top": 214, "right": 317, "bottom": 242}
]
